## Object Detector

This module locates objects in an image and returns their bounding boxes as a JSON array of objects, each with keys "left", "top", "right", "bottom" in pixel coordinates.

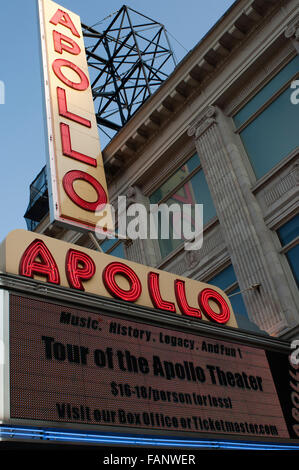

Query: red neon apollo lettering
[
  {"left": 62, "top": 170, "right": 107, "bottom": 211},
  {"left": 18, "top": 242, "right": 230, "bottom": 324},
  {"left": 52, "top": 58, "right": 89, "bottom": 91},
  {"left": 60, "top": 123, "right": 96, "bottom": 166},
  {"left": 198, "top": 288, "right": 230, "bottom": 324},
  {"left": 102, "top": 262, "right": 142, "bottom": 302},
  {"left": 174, "top": 279, "right": 202, "bottom": 318},
  {"left": 50, "top": 8, "right": 80, "bottom": 37},
  {"left": 19, "top": 239, "right": 60, "bottom": 284},
  {"left": 66, "top": 249, "right": 96, "bottom": 290},
  {"left": 57, "top": 87, "right": 91, "bottom": 127},
  {"left": 53, "top": 30, "right": 81, "bottom": 55},
  {"left": 148, "top": 272, "right": 176, "bottom": 313}
]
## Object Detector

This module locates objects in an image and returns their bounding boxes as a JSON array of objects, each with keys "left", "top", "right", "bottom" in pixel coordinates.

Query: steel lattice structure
[{"left": 82, "top": 5, "right": 176, "bottom": 140}]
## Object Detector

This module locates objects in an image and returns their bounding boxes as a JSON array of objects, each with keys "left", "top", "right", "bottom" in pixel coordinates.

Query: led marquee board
[{"left": 1, "top": 292, "right": 298, "bottom": 443}]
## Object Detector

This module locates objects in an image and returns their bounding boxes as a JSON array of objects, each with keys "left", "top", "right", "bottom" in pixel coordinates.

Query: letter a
[
  {"left": 50, "top": 9, "right": 80, "bottom": 38},
  {"left": 19, "top": 239, "right": 60, "bottom": 284}
]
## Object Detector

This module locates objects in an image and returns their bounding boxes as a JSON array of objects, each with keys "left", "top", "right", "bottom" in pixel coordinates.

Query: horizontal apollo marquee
[
  {"left": 38, "top": 0, "right": 113, "bottom": 232},
  {"left": 0, "top": 230, "right": 237, "bottom": 327}
]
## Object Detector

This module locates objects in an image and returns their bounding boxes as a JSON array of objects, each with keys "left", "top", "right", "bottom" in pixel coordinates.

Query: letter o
[
  {"left": 102, "top": 262, "right": 142, "bottom": 302},
  {"left": 63, "top": 170, "right": 107, "bottom": 212},
  {"left": 52, "top": 58, "right": 89, "bottom": 90},
  {"left": 143, "top": 412, "right": 150, "bottom": 425},
  {"left": 172, "top": 417, "right": 178, "bottom": 428},
  {"left": 198, "top": 288, "right": 230, "bottom": 324}
]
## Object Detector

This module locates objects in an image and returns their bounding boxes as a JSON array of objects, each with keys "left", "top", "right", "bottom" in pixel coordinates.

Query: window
[
  {"left": 234, "top": 55, "right": 299, "bottom": 179},
  {"left": 100, "top": 236, "right": 125, "bottom": 259},
  {"left": 207, "top": 264, "right": 264, "bottom": 333},
  {"left": 149, "top": 153, "right": 216, "bottom": 259},
  {"left": 277, "top": 214, "right": 299, "bottom": 288}
]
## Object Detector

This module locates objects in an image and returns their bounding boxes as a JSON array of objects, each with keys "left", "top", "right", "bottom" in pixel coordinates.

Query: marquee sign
[
  {"left": 0, "top": 230, "right": 236, "bottom": 327},
  {"left": 7, "top": 294, "right": 295, "bottom": 440},
  {"left": 38, "top": 0, "right": 113, "bottom": 232},
  {"left": 0, "top": 231, "right": 298, "bottom": 443}
]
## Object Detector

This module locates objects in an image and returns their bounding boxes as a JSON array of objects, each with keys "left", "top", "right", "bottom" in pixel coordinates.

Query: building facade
[{"left": 26, "top": 0, "right": 299, "bottom": 340}]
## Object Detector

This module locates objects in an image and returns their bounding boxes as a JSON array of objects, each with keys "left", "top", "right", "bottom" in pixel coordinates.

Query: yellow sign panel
[
  {"left": 1, "top": 230, "right": 237, "bottom": 328},
  {"left": 38, "top": 0, "right": 113, "bottom": 233}
]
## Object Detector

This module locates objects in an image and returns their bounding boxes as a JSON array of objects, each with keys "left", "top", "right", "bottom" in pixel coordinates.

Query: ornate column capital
[
  {"left": 187, "top": 105, "right": 217, "bottom": 139},
  {"left": 125, "top": 185, "right": 138, "bottom": 206},
  {"left": 284, "top": 16, "right": 299, "bottom": 41}
]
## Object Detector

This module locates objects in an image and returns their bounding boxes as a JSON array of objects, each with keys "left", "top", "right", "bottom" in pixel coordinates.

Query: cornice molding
[{"left": 103, "top": 0, "right": 286, "bottom": 172}]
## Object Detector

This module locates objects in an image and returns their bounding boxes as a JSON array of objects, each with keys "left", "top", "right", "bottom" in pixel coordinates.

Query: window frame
[
  {"left": 149, "top": 152, "right": 217, "bottom": 261},
  {"left": 229, "top": 51, "right": 297, "bottom": 118},
  {"left": 99, "top": 237, "right": 125, "bottom": 256},
  {"left": 205, "top": 261, "right": 238, "bottom": 294},
  {"left": 152, "top": 160, "right": 203, "bottom": 206},
  {"left": 231, "top": 55, "right": 299, "bottom": 181},
  {"left": 234, "top": 70, "right": 299, "bottom": 135},
  {"left": 204, "top": 262, "right": 251, "bottom": 322},
  {"left": 276, "top": 214, "right": 299, "bottom": 289},
  {"left": 280, "top": 235, "right": 299, "bottom": 255}
]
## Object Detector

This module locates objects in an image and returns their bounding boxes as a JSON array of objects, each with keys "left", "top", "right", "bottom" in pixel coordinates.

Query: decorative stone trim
[
  {"left": 187, "top": 106, "right": 217, "bottom": 139},
  {"left": 185, "top": 225, "right": 225, "bottom": 270},
  {"left": 224, "top": 42, "right": 295, "bottom": 117},
  {"left": 103, "top": 0, "right": 281, "bottom": 174},
  {"left": 264, "top": 163, "right": 299, "bottom": 207},
  {"left": 163, "top": 255, "right": 189, "bottom": 276},
  {"left": 124, "top": 239, "right": 144, "bottom": 265},
  {"left": 285, "top": 15, "right": 299, "bottom": 41}
]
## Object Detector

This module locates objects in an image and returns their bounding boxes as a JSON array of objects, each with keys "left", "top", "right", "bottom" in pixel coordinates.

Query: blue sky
[{"left": 0, "top": 0, "right": 235, "bottom": 242}]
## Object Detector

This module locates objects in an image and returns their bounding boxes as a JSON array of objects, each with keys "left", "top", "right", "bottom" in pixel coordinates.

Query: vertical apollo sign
[{"left": 38, "top": 0, "right": 113, "bottom": 233}]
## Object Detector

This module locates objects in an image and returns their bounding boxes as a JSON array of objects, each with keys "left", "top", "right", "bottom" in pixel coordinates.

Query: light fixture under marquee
[{"left": 2, "top": 425, "right": 299, "bottom": 450}]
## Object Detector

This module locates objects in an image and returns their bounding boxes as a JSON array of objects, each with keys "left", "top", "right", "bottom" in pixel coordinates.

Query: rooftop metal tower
[{"left": 82, "top": 5, "right": 176, "bottom": 140}]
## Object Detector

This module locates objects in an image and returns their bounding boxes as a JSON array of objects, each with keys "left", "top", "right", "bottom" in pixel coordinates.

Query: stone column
[{"left": 188, "top": 106, "right": 297, "bottom": 336}]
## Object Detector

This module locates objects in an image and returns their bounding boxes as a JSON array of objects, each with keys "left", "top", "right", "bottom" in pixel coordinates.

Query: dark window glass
[
  {"left": 109, "top": 242, "right": 125, "bottom": 259},
  {"left": 234, "top": 56, "right": 299, "bottom": 179},
  {"left": 234, "top": 55, "right": 299, "bottom": 127},
  {"left": 239, "top": 89, "right": 299, "bottom": 178},
  {"left": 208, "top": 265, "right": 265, "bottom": 333},
  {"left": 150, "top": 153, "right": 216, "bottom": 258},
  {"left": 277, "top": 214, "right": 299, "bottom": 246},
  {"left": 100, "top": 234, "right": 125, "bottom": 259}
]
